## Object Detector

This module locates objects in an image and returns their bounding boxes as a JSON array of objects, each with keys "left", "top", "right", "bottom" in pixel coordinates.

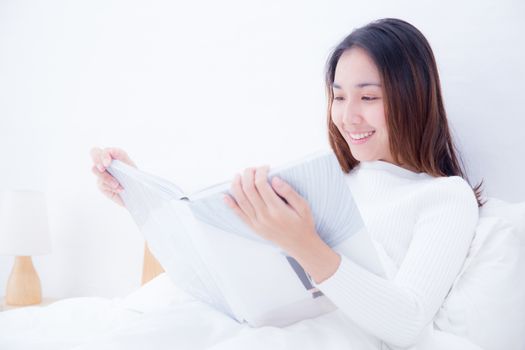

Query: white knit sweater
[{"left": 315, "top": 160, "right": 479, "bottom": 348}]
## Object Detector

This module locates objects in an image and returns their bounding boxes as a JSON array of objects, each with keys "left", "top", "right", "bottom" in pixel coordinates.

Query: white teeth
[{"left": 349, "top": 131, "right": 374, "bottom": 140}]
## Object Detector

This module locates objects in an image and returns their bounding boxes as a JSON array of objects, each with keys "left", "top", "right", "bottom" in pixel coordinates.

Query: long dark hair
[{"left": 325, "top": 18, "right": 485, "bottom": 207}]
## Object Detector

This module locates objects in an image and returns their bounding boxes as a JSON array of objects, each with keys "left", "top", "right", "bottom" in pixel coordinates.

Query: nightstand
[{"left": 0, "top": 297, "right": 60, "bottom": 312}]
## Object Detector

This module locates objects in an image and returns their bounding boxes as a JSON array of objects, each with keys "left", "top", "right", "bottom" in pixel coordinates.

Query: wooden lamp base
[
  {"left": 5, "top": 256, "right": 42, "bottom": 306},
  {"left": 141, "top": 243, "right": 164, "bottom": 286}
]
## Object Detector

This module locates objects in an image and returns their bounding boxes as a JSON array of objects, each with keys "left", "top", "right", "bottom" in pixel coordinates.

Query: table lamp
[{"left": 0, "top": 190, "right": 52, "bottom": 306}]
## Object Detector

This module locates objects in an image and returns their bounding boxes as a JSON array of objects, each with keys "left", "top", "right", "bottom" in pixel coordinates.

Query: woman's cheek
[{"left": 331, "top": 107, "right": 342, "bottom": 128}]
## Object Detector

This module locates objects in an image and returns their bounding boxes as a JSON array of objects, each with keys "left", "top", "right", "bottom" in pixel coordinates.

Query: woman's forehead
[{"left": 334, "top": 48, "right": 381, "bottom": 88}]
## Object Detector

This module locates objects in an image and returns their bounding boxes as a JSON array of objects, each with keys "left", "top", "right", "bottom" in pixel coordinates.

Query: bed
[
  {"left": 0, "top": 199, "right": 524, "bottom": 350},
  {"left": 0, "top": 244, "right": 387, "bottom": 350}
]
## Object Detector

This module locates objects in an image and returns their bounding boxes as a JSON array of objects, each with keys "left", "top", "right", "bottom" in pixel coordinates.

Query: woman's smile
[{"left": 347, "top": 130, "right": 376, "bottom": 144}]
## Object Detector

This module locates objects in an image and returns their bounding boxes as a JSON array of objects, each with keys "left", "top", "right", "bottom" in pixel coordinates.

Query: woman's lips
[{"left": 347, "top": 131, "right": 375, "bottom": 145}]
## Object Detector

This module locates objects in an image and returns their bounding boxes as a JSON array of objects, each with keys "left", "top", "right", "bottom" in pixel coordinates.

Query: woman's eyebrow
[
  {"left": 333, "top": 82, "right": 382, "bottom": 89},
  {"left": 355, "top": 82, "right": 381, "bottom": 88}
]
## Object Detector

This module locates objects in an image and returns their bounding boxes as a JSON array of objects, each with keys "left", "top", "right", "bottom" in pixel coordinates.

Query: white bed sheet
[
  {"left": 0, "top": 273, "right": 484, "bottom": 350},
  {"left": 0, "top": 278, "right": 379, "bottom": 350}
]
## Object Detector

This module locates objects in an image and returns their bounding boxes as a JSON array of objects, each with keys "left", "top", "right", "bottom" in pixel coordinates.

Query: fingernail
[
  {"left": 97, "top": 165, "right": 104, "bottom": 172},
  {"left": 223, "top": 195, "right": 232, "bottom": 207}
]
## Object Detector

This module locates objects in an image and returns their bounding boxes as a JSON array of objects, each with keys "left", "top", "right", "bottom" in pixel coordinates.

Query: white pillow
[
  {"left": 434, "top": 198, "right": 525, "bottom": 350},
  {"left": 480, "top": 198, "right": 525, "bottom": 239}
]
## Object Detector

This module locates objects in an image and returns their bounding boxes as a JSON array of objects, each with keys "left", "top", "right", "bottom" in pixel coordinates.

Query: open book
[{"left": 107, "top": 149, "right": 385, "bottom": 327}]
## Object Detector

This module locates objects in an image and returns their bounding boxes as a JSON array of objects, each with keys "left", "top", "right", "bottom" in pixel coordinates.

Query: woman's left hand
[{"left": 223, "top": 165, "right": 319, "bottom": 255}]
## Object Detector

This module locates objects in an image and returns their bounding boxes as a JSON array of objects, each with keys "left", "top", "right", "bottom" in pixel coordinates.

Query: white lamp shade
[{"left": 0, "top": 190, "right": 52, "bottom": 256}]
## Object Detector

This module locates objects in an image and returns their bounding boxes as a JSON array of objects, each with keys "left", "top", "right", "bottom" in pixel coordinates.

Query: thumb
[
  {"left": 271, "top": 177, "right": 308, "bottom": 215},
  {"left": 104, "top": 147, "right": 134, "bottom": 167}
]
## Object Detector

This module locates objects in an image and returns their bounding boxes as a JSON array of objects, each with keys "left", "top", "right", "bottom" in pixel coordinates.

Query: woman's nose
[{"left": 343, "top": 103, "right": 363, "bottom": 124}]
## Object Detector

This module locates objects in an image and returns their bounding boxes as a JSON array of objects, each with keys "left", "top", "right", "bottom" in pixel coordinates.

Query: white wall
[{"left": 0, "top": 0, "right": 524, "bottom": 299}]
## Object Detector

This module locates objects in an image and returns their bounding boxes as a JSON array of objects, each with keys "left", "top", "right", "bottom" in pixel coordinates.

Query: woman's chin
[{"left": 350, "top": 152, "right": 376, "bottom": 162}]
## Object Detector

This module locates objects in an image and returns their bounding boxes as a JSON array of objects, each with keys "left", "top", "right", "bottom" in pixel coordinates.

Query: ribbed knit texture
[{"left": 315, "top": 160, "right": 479, "bottom": 349}]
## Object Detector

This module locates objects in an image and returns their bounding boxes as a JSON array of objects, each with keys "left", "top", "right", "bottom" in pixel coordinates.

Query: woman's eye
[
  {"left": 362, "top": 96, "right": 378, "bottom": 101},
  {"left": 334, "top": 96, "right": 345, "bottom": 101}
]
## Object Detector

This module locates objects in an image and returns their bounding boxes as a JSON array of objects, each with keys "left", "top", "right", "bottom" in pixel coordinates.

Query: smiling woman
[
  {"left": 326, "top": 18, "right": 484, "bottom": 206},
  {"left": 224, "top": 18, "right": 488, "bottom": 350}
]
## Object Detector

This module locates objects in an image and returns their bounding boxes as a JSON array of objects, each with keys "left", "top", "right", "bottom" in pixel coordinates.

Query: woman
[{"left": 91, "top": 18, "right": 484, "bottom": 349}]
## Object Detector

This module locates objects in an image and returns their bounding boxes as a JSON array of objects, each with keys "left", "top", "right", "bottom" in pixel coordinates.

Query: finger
[
  {"left": 102, "top": 187, "right": 125, "bottom": 206},
  {"left": 98, "top": 179, "right": 124, "bottom": 194},
  {"left": 103, "top": 175, "right": 123, "bottom": 190},
  {"left": 91, "top": 165, "right": 123, "bottom": 189},
  {"left": 101, "top": 149, "right": 113, "bottom": 168},
  {"left": 223, "top": 194, "right": 252, "bottom": 227},
  {"left": 230, "top": 173, "right": 256, "bottom": 220},
  {"left": 90, "top": 147, "right": 105, "bottom": 172},
  {"left": 102, "top": 147, "right": 125, "bottom": 168},
  {"left": 106, "top": 147, "right": 127, "bottom": 158},
  {"left": 96, "top": 177, "right": 124, "bottom": 207},
  {"left": 91, "top": 164, "right": 106, "bottom": 176},
  {"left": 241, "top": 167, "right": 266, "bottom": 213},
  {"left": 105, "top": 147, "right": 135, "bottom": 167},
  {"left": 90, "top": 147, "right": 101, "bottom": 163},
  {"left": 95, "top": 148, "right": 109, "bottom": 172},
  {"left": 254, "top": 166, "right": 286, "bottom": 209},
  {"left": 91, "top": 164, "right": 102, "bottom": 175},
  {"left": 271, "top": 177, "right": 309, "bottom": 216}
]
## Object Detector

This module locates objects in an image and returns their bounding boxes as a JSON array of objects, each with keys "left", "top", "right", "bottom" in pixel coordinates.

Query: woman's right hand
[{"left": 90, "top": 147, "right": 137, "bottom": 207}]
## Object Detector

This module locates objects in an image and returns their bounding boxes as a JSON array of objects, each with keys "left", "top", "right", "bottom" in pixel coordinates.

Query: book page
[
  {"left": 107, "top": 161, "right": 234, "bottom": 318},
  {"left": 188, "top": 219, "right": 338, "bottom": 327},
  {"left": 187, "top": 150, "right": 365, "bottom": 248}
]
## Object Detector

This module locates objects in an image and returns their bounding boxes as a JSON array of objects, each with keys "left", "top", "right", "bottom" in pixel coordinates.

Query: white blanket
[
  {"left": 0, "top": 273, "right": 484, "bottom": 350},
  {"left": 0, "top": 274, "right": 380, "bottom": 350}
]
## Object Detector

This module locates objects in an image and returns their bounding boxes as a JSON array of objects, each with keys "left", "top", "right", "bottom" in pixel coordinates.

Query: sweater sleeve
[{"left": 314, "top": 177, "right": 479, "bottom": 348}]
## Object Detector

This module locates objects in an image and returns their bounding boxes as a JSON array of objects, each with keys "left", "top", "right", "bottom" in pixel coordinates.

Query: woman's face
[{"left": 331, "top": 47, "right": 394, "bottom": 164}]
